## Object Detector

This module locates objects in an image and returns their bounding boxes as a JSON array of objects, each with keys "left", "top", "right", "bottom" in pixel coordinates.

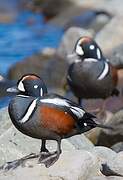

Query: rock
[
  {"left": 89, "top": 176, "right": 123, "bottom": 180},
  {"left": 0, "top": 79, "right": 16, "bottom": 98},
  {"left": 0, "top": 150, "right": 101, "bottom": 180},
  {"left": 73, "top": 0, "right": 123, "bottom": 16},
  {"left": 64, "top": 10, "right": 111, "bottom": 33},
  {"left": 7, "top": 53, "right": 68, "bottom": 89},
  {"left": 68, "top": 134, "right": 94, "bottom": 150},
  {"left": 106, "top": 152, "right": 123, "bottom": 176},
  {"left": 109, "top": 44, "right": 123, "bottom": 68},
  {"left": 97, "top": 110, "right": 123, "bottom": 147},
  {"left": 57, "top": 27, "right": 93, "bottom": 61},
  {"left": 0, "top": 75, "right": 3, "bottom": 81},
  {"left": 95, "top": 15, "right": 123, "bottom": 54},
  {"left": 90, "top": 146, "right": 117, "bottom": 163},
  {"left": 0, "top": 107, "right": 11, "bottom": 136},
  {"left": 111, "top": 142, "right": 123, "bottom": 153},
  {"left": 84, "top": 111, "right": 113, "bottom": 145},
  {"left": 31, "top": 0, "right": 73, "bottom": 21}
]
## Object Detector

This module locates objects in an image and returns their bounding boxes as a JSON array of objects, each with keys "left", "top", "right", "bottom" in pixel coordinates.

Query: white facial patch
[
  {"left": 18, "top": 81, "right": 25, "bottom": 92},
  {"left": 98, "top": 61, "right": 109, "bottom": 80},
  {"left": 97, "top": 48, "right": 101, "bottom": 59},
  {"left": 20, "top": 98, "right": 38, "bottom": 124},
  {"left": 34, "top": 85, "right": 38, "bottom": 89},
  {"left": 75, "top": 39, "right": 84, "bottom": 56},
  {"left": 90, "top": 45, "right": 95, "bottom": 50}
]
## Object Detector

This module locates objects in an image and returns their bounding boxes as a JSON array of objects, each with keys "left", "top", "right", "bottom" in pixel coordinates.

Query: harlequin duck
[
  {"left": 67, "top": 36, "right": 119, "bottom": 105},
  {"left": 3, "top": 74, "right": 112, "bottom": 169}
]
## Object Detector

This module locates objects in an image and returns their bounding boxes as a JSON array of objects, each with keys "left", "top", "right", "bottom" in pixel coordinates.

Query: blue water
[
  {"left": 0, "top": 10, "right": 64, "bottom": 108},
  {"left": 0, "top": 11, "right": 63, "bottom": 75}
]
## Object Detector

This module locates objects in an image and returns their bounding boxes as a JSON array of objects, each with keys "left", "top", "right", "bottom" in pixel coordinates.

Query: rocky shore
[{"left": 1, "top": 0, "right": 123, "bottom": 179}]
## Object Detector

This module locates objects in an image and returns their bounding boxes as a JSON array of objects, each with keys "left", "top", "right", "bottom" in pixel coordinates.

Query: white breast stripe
[
  {"left": 98, "top": 61, "right": 109, "bottom": 80},
  {"left": 84, "top": 58, "right": 98, "bottom": 63},
  {"left": 20, "top": 98, "right": 38, "bottom": 124},
  {"left": 40, "top": 88, "right": 43, "bottom": 96},
  {"left": 70, "top": 106, "right": 85, "bottom": 118}
]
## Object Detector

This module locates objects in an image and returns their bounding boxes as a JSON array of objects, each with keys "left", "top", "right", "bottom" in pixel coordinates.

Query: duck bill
[{"left": 7, "top": 86, "right": 19, "bottom": 93}]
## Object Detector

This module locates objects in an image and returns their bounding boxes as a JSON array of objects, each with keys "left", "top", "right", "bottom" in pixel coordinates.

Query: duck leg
[
  {"left": 0, "top": 153, "right": 39, "bottom": 171},
  {"left": 39, "top": 138, "right": 62, "bottom": 168},
  {"left": 39, "top": 139, "right": 52, "bottom": 161}
]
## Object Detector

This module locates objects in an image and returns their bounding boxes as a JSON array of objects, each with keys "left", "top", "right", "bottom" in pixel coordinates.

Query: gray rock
[
  {"left": 106, "top": 152, "right": 123, "bottom": 176},
  {"left": 97, "top": 110, "right": 123, "bottom": 147},
  {"left": 111, "top": 142, "right": 123, "bottom": 153},
  {"left": 96, "top": 15, "right": 123, "bottom": 54},
  {"left": 68, "top": 134, "right": 94, "bottom": 150},
  {"left": 7, "top": 53, "right": 68, "bottom": 89},
  {"left": 90, "top": 146, "right": 117, "bottom": 163},
  {"left": 0, "top": 150, "right": 100, "bottom": 180},
  {"left": 109, "top": 44, "right": 123, "bottom": 68},
  {"left": 89, "top": 176, "right": 123, "bottom": 180},
  {"left": 0, "top": 107, "right": 11, "bottom": 136},
  {"left": 57, "top": 27, "right": 93, "bottom": 61},
  {"left": 75, "top": 0, "right": 123, "bottom": 16}
]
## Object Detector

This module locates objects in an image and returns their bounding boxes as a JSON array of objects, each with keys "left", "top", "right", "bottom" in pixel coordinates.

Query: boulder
[{"left": 57, "top": 27, "right": 93, "bottom": 61}]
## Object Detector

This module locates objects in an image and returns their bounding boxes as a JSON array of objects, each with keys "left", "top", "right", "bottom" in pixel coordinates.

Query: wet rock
[
  {"left": 97, "top": 110, "right": 123, "bottom": 147},
  {"left": 0, "top": 150, "right": 100, "bottom": 180},
  {"left": 95, "top": 15, "right": 123, "bottom": 54},
  {"left": 57, "top": 27, "right": 93, "bottom": 61},
  {"left": 111, "top": 142, "right": 123, "bottom": 153},
  {"left": 7, "top": 53, "right": 68, "bottom": 89}
]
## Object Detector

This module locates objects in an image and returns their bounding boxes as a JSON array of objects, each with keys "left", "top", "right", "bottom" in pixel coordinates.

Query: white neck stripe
[
  {"left": 98, "top": 61, "right": 109, "bottom": 80},
  {"left": 84, "top": 58, "right": 98, "bottom": 62},
  {"left": 19, "top": 98, "right": 38, "bottom": 124},
  {"left": 97, "top": 48, "right": 101, "bottom": 59}
]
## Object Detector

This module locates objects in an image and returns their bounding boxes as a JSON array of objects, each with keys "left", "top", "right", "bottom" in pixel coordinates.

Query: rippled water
[{"left": 0, "top": 11, "right": 63, "bottom": 75}]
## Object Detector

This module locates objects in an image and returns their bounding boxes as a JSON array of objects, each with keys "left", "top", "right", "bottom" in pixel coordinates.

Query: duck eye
[
  {"left": 89, "top": 45, "right": 95, "bottom": 50},
  {"left": 34, "top": 85, "right": 38, "bottom": 89}
]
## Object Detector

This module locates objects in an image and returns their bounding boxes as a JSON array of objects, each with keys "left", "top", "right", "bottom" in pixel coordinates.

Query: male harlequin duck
[
  {"left": 2, "top": 74, "right": 112, "bottom": 169},
  {"left": 67, "top": 36, "right": 119, "bottom": 105}
]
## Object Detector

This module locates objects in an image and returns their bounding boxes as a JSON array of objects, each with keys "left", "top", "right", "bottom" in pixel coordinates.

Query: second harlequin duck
[
  {"left": 2, "top": 74, "right": 112, "bottom": 169},
  {"left": 67, "top": 36, "right": 119, "bottom": 105}
]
